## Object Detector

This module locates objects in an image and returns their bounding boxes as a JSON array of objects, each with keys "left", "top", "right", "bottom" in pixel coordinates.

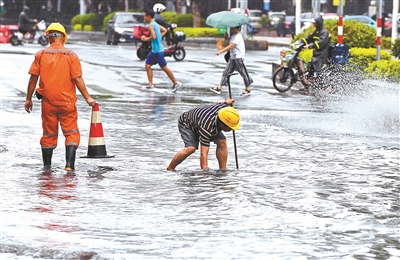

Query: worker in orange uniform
[{"left": 24, "top": 22, "right": 96, "bottom": 172}]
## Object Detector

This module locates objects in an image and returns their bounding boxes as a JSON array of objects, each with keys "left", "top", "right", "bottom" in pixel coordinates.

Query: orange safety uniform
[{"left": 29, "top": 42, "right": 83, "bottom": 149}]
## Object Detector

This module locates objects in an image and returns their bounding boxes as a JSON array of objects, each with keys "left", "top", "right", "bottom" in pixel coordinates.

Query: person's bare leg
[
  {"left": 161, "top": 65, "right": 178, "bottom": 85},
  {"left": 215, "top": 139, "right": 228, "bottom": 170},
  {"left": 167, "top": 146, "right": 196, "bottom": 171},
  {"left": 145, "top": 64, "right": 153, "bottom": 86}
]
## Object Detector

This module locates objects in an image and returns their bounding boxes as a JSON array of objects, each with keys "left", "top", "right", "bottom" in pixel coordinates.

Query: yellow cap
[
  {"left": 218, "top": 107, "right": 240, "bottom": 130},
  {"left": 45, "top": 22, "right": 67, "bottom": 42}
]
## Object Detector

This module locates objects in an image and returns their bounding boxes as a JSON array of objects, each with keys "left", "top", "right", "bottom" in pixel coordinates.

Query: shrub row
[
  {"left": 365, "top": 59, "right": 400, "bottom": 81},
  {"left": 349, "top": 48, "right": 392, "bottom": 68},
  {"left": 71, "top": 11, "right": 207, "bottom": 32},
  {"left": 160, "top": 12, "right": 207, "bottom": 27},
  {"left": 297, "top": 47, "right": 399, "bottom": 82},
  {"left": 172, "top": 27, "right": 221, "bottom": 38}
]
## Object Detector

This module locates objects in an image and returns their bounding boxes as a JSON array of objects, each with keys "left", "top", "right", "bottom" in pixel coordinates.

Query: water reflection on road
[{"left": 0, "top": 46, "right": 399, "bottom": 259}]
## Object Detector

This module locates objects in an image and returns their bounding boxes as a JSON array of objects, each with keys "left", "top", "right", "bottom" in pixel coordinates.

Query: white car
[{"left": 248, "top": 9, "right": 262, "bottom": 33}]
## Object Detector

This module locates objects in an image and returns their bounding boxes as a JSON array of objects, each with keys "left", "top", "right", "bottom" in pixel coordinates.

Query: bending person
[{"left": 167, "top": 98, "right": 240, "bottom": 171}]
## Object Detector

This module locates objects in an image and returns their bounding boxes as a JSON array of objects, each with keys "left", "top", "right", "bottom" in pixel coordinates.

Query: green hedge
[
  {"left": 160, "top": 12, "right": 177, "bottom": 23},
  {"left": 349, "top": 48, "right": 392, "bottom": 69},
  {"left": 365, "top": 60, "right": 400, "bottom": 81},
  {"left": 73, "top": 24, "right": 82, "bottom": 31},
  {"left": 83, "top": 25, "right": 93, "bottom": 31},
  {"left": 160, "top": 11, "right": 207, "bottom": 27},
  {"left": 71, "top": 13, "right": 97, "bottom": 31},
  {"left": 170, "top": 13, "right": 206, "bottom": 27},
  {"left": 391, "top": 37, "right": 400, "bottom": 58},
  {"left": 381, "top": 37, "right": 392, "bottom": 50}
]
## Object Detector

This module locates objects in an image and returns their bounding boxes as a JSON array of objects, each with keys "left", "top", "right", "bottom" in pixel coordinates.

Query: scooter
[
  {"left": 135, "top": 25, "right": 186, "bottom": 62},
  {"left": 10, "top": 20, "right": 48, "bottom": 46}
]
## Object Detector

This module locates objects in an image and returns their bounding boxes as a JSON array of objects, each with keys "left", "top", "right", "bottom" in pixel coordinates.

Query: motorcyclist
[
  {"left": 153, "top": 3, "right": 173, "bottom": 48},
  {"left": 18, "top": 6, "right": 37, "bottom": 38},
  {"left": 299, "top": 15, "right": 330, "bottom": 81}
]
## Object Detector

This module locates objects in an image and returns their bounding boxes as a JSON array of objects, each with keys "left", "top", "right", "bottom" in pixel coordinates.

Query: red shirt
[{"left": 29, "top": 43, "right": 82, "bottom": 106}]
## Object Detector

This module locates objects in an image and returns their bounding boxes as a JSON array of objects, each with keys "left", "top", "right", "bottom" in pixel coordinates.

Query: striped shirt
[{"left": 179, "top": 103, "right": 228, "bottom": 147}]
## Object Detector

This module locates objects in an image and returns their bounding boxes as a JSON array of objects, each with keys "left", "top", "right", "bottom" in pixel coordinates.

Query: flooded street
[{"left": 1, "top": 43, "right": 399, "bottom": 259}]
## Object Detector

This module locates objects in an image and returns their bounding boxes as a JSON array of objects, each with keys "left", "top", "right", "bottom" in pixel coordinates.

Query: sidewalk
[{"left": 66, "top": 31, "right": 292, "bottom": 50}]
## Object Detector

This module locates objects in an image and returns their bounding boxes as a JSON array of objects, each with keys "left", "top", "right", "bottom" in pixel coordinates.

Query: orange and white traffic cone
[{"left": 81, "top": 103, "right": 114, "bottom": 158}]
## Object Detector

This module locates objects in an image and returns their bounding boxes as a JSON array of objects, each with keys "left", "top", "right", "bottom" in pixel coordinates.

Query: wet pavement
[{"left": 0, "top": 42, "right": 399, "bottom": 259}]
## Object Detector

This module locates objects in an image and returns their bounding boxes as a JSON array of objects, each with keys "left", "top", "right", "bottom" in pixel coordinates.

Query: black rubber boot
[
  {"left": 41, "top": 148, "right": 53, "bottom": 170},
  {"left": 65, "top": 146, "right": 77, "bottom": 171}
]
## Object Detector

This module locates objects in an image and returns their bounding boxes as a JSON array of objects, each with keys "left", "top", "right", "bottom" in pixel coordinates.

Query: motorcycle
[
  {"left": 135, "top": 24, "right": 186, "bottom": 62},
  {"left": 10, "top": 20, "right": 48, "bottom": 46}
]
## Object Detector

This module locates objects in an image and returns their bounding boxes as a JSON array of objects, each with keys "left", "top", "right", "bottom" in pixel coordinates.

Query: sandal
[
  {"left": 240, "top": 89, "right": 251, "bottom": 96},
  {"left": 209, "top": 87, "right": 222, "bottom": 94}
]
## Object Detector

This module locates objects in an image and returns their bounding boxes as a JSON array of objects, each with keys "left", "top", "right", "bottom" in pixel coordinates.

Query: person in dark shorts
[
  {"left": 141, "top": 9, "right": 181, "bottom": 92},
  {"left": 167, "top": 98, "right": 240, "bottom": 171}
]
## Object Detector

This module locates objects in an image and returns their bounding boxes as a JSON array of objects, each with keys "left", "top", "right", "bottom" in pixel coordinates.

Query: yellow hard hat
[
  {"left": 218, "top": 107, "right": 240, "bottom": 130},
  {"left": 45, "top": 22, "right": 67, "bottom": 42}
]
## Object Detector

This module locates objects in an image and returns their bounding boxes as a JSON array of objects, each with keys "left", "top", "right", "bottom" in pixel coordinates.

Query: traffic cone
[{"left": 81, "top": 103, "right": 114, "bottom": 158}]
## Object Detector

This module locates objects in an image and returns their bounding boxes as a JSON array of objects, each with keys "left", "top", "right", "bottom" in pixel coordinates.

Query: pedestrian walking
[
  {"left": 24, "top": 22, "right": 96, "bottom": 172},
  {"left": 167, "top": 98, "right": 240, "bottom": 171},
  {"left": 210, "top": 26, "right": 253, "bottom": 96},
  {"left": 141, "top": 9, "right": 181, "bottom": 92}
]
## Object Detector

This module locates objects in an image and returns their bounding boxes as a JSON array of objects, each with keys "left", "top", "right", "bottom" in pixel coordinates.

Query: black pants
[
  {"left": 308, "top": 57, "right": 324, "bottom": 74},
  {"left": 19, "top": 25, "right": 35, "bottom": 36}
]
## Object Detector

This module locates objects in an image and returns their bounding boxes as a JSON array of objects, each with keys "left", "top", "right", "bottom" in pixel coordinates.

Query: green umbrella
[{"left": 206, "top": 11, "right": 250, "bottom": 28}]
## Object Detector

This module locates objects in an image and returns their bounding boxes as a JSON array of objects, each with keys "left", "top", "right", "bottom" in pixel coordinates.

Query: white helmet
[{"left": 153, "top": 3, "right": 166, "bottom": 13}]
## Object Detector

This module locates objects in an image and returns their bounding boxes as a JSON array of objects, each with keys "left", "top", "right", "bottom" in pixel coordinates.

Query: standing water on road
[{"left": 1, "top": 46, "right": 399, "bottom": 259}]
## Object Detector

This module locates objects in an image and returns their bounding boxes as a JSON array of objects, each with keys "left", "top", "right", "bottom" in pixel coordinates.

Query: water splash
[{"left": 318, "top": 78, "right": 400, "bottom": 137}]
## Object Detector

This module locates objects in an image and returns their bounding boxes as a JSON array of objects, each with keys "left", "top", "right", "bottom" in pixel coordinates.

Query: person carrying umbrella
[
  {"left": 206, "top": 11, "right": 253, "bottom": 96},
  {"left": 210, "top": 26, "right": 253, "bottom": 96}
]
